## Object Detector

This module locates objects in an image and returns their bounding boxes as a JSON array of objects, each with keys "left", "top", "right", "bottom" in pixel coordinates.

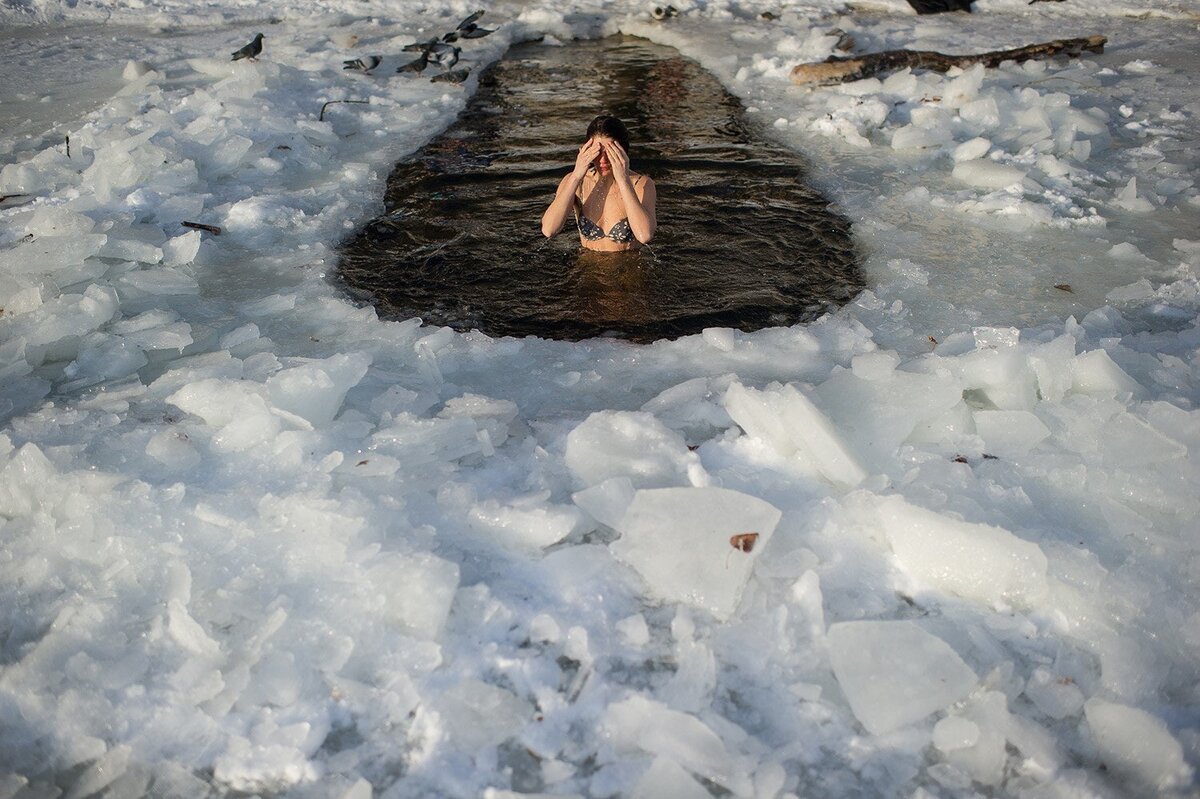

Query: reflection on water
[{"left": 338, "top": 36, "right": 863, "bottom": 342}]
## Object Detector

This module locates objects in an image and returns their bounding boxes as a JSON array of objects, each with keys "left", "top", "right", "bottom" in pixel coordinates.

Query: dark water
[{"left": 338, "top": 36, "right": 863, "bottom": 342}]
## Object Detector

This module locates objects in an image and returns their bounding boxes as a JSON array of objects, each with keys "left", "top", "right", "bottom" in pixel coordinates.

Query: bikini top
[{"left": 573, "top": 175, "right": 644, "bottom": 243}]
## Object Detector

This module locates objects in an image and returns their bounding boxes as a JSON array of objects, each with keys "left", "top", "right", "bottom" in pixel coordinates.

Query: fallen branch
[
  {"left": 791, "top": 35, "right": 1106, "bottom": 86},
  {"left": 319, "top": 99, "right": 370, "bottom": 122},
  {"left": 182, "top": 221, "right": 222, "bottom": 235}
]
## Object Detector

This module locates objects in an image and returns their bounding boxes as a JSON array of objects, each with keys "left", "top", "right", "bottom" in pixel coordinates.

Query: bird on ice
[
  {"left": 343, "top": 55, "right": 383, "bottom": 72},
  {"left": 231, "top": 33, "right": 265, "bottom": 62},
  {"left": 396, "top": 53, "right": 429, "bottom": 74},
  {"left": 458, "top": 23, "right": 497, "bottom": 39},
  {"left": 430, "top": 45, "right": 461, "bottom": 69}
]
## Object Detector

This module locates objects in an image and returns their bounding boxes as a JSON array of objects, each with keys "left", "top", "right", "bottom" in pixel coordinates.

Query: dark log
[
  {"left": 791, "top": 35, "right": 1106, "bottom": 86},
  {"left": 182, "top": 221, "right": 222, "bottom": 235},
  {"left": 907, "top": 0, "right": 974, "bottom": 14}
]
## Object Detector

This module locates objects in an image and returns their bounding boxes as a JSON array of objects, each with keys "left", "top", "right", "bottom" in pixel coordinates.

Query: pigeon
[
  {"left": 430, "top": 68, "right": 469, "bottom": 84},
  {"left": 396, "top": 53, "right": 429, "bottom": 74},
  {"left": 231, "top": 33, "right": 265, "bottom": 62},
  {"left": 650, "top": 5, "right": 679, "bottom": 20},
  {"left": 456, "top": 10, "right": 485, "bottom": 29},
  {"left": 403, "top": 37, "right": 441, "bottom": 52},
  {"left": 343, "top": 55, "right": 383, "bottom": 72},
  {"left": 442, "top": 30, "right": 460, "bottom": 43},
  {"left": 430, "top": 45, "right": 461, "bottom": 69},
  {"left": 458, "top": 23, "right": 496, "bottom": 39}
]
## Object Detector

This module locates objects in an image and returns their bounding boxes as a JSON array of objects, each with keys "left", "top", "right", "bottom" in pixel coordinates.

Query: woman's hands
[
  {"left": 601, "top": 139, "right": 630, "bottom": 182},
  {"left": 571, "top": 139, "right": 602, "bottom": 180}
]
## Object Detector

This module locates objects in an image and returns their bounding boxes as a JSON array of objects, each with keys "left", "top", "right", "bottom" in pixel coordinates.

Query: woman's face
[{"left": 590, "top": 135, "right": 621, "bottom": 175}]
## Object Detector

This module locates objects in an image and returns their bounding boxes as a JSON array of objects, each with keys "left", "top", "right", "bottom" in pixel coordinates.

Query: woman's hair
[{"left": 585, "top": 114, "right": 631, "bottom": 154}]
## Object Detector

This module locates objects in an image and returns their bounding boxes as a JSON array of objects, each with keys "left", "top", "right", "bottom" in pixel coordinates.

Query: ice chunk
[
  {"left": 64, "top": 745, "right": 132, "bottom": 799},
  {"left": 952, "top": 137, "right": 992, "bottom": 163},
  {"left": 1114, "top": 177, "right": 1153, "bottom": 212},
  {"left": 814, "top": 364, "right": 962, "bottom": 470},
  {"left": 1071, "top": 349, "right": 1144, "bottom": 399},
  {"left": 952, "top": 160, "right": 1026, "bottom": 190},
  {"left": 0, "top": 274, "right": 43, "bottom": 315},
  {"left": 572, "top": 477, "right": 636, "bottom": 529},
  {"left": 1024, "top": 668, "right": 1084, "bottom": 719},
  {"left": 1029, "top": 334, "right": 1076, "bottom": 403},
  {"left": 933, "top": 716, "right": 980, "bottom": 752},
  {"left": 1084, "top": 699, "right": 1192, "bottom": 791},
  {"left": 0, "top": 234, "right": 107, "bottom": 275},
  {"left": 367, "top": 551, "right": 459, "bottom": 639},
  {"left": 631, "top": 757, "right": 711, "bottom": 799},
  {"left": 603, "top": 696, "right": 748, "bottom": 793},
  {"left": 827, "top": 621, "right": 978, "bottom": 736},
  {"left": 972, "top": 410, "right": 1050, "bottom": 457},
  {"left": 265, "top": 353, "right": 371, "bottom": 427},
  {"left": 873, "top": 494, "right": 1048, "bottom": 607},
  {"left": 117, "top": 268, "right": 199, "bottom": 296},
  {"left": 122, "top": 59, "right": 154, "bottom": 80},
  {"left": 565, "top": 410, "right": 694, "bottom": 488},
  {"left": 725, "top": 382, "right": 868, "bottom": 488},
  {"left": 20, "top": 206, "right": 95, "bottom": 237},
  {"left": 98, "top": 237, "right": 163, "bottom": 264},
  {"left": 468, "top": 495, "right": 584, "bottom": 551},
  {"left": 950, "top": 345, "right": 1038, "bottom": 410},
  {"left": 439, "top": 680, "right": 531, "bottom": 750},
  {"left": 610, "top": 486, "right": 781, "bottom": 621},
  {"left": 146, "top": 429, "right": 203, "bottom": 470},
  {"left": 1098, "top": 413, "right": 1186, "bottom": 466},
  {"left": 162, "top": 230, "right": 202, "bottom": 266},
  {"left": 167, "top": 379, "right": 280, "bottom": 452},
  {"left": 616, "top": 614, "right": 650, "bottom": 647}
]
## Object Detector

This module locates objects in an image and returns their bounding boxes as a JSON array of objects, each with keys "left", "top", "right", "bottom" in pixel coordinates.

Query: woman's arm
[
  {"left": 541, "top": 139, "right": 602, "bottom": 238},
  {"left": 541, "top": 172, "right": 585, "bottom": 238},
  {"left": 604, "top": 140, "right": 656, "bottom": 243}
]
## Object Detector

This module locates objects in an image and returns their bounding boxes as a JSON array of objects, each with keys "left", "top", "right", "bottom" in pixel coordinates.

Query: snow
[{"left": 1, "top": 0, "right": 1199, "bottom": 795}]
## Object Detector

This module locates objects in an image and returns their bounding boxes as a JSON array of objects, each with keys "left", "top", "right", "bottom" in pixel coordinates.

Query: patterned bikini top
[
  {"left": 574, "top": 205, "right": 633, "bottom": 243},
  {"left": 573, "top": 174, "right": 643, "bottom": 243}
]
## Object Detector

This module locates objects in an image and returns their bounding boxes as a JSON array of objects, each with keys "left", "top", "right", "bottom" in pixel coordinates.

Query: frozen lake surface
[{"left": 0, "top": 0, "right": 1198, "bottom": 796}]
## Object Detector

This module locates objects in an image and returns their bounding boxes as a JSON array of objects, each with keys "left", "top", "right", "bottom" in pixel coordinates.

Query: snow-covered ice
[{"left": 1, "top": 0, "right": 1199, "bottom": 795}]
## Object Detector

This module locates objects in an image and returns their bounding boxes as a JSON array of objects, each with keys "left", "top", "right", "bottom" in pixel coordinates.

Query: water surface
[{"left": 338, "top": 36, "right": 863, "bottom": 342}]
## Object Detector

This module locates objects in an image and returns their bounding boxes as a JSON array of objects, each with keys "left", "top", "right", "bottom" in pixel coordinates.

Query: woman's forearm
[
  {"left": 616, "top": 178, "right": 656, "bottom": 243},
  {"left": 541, "top": 174, "right": 584, "bottom": 237}
]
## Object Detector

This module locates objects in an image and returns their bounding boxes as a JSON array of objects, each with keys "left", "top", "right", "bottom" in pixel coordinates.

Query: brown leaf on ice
[
  {"left": 1054, "top": 283, "right": 1073, "bottom": 292},
  {"left": 730, "top": 532, "right": 759, "bottom": 553},
  {"left": 928, "top": 335, "right": 938, "bottom": 346},
  {"left": 357, "top": 459, "right": 369, "bottom": 466},
  {"left": 952, "top": 455, "right": 968, "bottom": 464}
]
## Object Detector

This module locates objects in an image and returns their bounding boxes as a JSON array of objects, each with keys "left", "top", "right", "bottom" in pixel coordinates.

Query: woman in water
[{"left": 541, "top": 115, "right": 656, "bottom": 251}]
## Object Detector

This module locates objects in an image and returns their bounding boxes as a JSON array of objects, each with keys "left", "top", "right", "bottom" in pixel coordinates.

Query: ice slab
[
  {"left": 468, "top": 496, "right": 584, "bottom": 552},
  {"left": 873, "top": 494, "right": 1048, "bottom": 608},
  {"left": 1084, "top": 699, "right": 1192, "bottom": 791},
  {"left": 953, "top": 160, "right": 1026, "bottom": 190},
  {"left": 565, "top": 410, "right": 694, "bottom": 488},
  {"left": 725, "top": 382, "right": 868, "bottom": 488},
  {"left": 828, "top": 621, "right": 978, "bottom": 736},
  {"left": 439, "top": 680, "right": 531, "bottom": 751},
  {"left": 603, "top": 696, "right": 749, "bottom": 794},
  {"left": 367, "top": 551, "right": 459, "bottom": 640},
  {"left": 0, "top": 234, "right": 107, "bottom": 275},
  {"left": 610, "top": 486, "right": 781, "bottom": 621},
  {"left": 631, "top": 757, "right": 711, "bottom": 799},
  {"left": 972, "top": 410, "right": 1051, "bottom": 458},
  {"left": 1071, "top": 349, "right": 1145, "bottom": 399},
  {"left": 571, "top": 477, "right": 635, "bottom": 530},
  {"left": 265, "top": 353, "right": 371, "bottom": 427}
]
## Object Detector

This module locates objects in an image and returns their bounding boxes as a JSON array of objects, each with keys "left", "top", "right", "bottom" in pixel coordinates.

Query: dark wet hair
[{"left": 585, "top": 114, "right": 631, "bottom": 154}]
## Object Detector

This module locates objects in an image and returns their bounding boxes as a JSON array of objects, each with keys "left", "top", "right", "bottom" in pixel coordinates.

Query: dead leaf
[
  {"left": 730, "top": 532, "right": 759, "bottom": 553},
  {"left": 928, "top": 335, "right": 938, "bottom": 346},
  {"left": 1054, "top": 283, "right": 1073, "bottom": 293},
  {"left": 953, "top": 455, "right": 968, "bottom": 464}
]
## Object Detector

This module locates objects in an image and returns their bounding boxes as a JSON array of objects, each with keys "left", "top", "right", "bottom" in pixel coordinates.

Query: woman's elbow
[
  {"left": 541, "top": 223, "right": 558, "bottom": 238},
  {"left": 636, "top": 226, "right": 656, "bottom": 244}
]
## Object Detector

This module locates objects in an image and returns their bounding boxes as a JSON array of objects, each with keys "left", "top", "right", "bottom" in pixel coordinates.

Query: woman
[{"left": 541, "top": 115, "right": 657, "bottom": 251}]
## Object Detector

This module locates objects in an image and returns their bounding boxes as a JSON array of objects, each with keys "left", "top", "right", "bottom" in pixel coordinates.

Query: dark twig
[
  {"left": 182, "top": 221, "right": 222, "bottom": 235},
  {"left": 319, "top": 99, "right": 370, "bottom": 122},
  {"left": 65, "top": 135, "right": 71, "bottom": 158}
]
